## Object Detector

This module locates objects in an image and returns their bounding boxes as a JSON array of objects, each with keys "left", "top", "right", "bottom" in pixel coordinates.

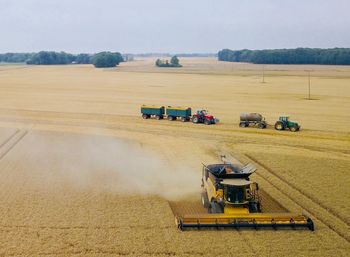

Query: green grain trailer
[
  {"left": 141, "top": 105, "right": 165, "bottom": 120},
  {"left": 166, "top": 106, "right": 192, "bottom": 122}
]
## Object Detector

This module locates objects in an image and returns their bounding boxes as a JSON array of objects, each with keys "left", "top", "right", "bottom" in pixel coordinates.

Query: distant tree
[
  {"left": 170, "top": 55, "right": 180, "bottom": 66},
  {"left": 91, "top": 52, "right": 123, "bottom": 68},
  {"left": 155, "top": 59, "right": 162, "bottom": 67},
  {"left": 75, "top": 54, "right": 91, "bottom": 64}
]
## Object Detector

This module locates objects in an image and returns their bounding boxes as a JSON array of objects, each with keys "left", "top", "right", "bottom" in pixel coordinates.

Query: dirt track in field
[{"left": 0, "top": 58, "right": 349, "bottom": 256}]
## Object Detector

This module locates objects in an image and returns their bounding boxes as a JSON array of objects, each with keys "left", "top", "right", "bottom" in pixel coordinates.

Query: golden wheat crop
[{"left": 0, "top": 58, "right": 349, "bottom": 256}]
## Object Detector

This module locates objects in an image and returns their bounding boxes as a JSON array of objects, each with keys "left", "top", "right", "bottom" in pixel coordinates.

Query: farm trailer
[
  {"left": 141, "top": 105, "right": 192, "bottom": 122},
  {"left": 166, "top": 106, "right": 192, "bottom": 122},
  {"left": 141, "top": 105, "right": 165, "bottom": 120},
  {"left": 239, "top": 113, "right": 267, "bottom": 129}
]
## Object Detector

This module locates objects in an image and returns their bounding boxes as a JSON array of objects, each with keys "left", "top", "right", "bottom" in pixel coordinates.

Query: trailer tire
[
  {"left": 201, "top": 191, "right": 210, "bottom": 208},
  {"left": 142, "top": 114, "right": 148, "bottom": 119},
  {"left": 180, "top": 117, "right": 186, "bottom": 122},
  {"left": 155, "top": 115, "right": 161, "bottom": 120},
  {"left": 239, "top": 122, "right": 244, "bottom": 127},
  {"left": 258, "top": 123, "right": 266, "bottom": 129}
]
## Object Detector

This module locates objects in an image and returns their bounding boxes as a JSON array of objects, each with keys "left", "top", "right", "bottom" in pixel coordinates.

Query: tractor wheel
[
  {"left": 204, "top": 119, "right": 211, "bottom": 125},
  {"left": 192, "top": 116, "right": 199, "bottom": 123},
  {"left": 290, "top": 126, "right": 298, "bottom": 132},
  {"left": 142, "top": 114, "right": 148, "bottom": 119},
  {"left": 201, "top": 191, "right": 210, "bottom": 208},
  {"left": 180, "top": 117, "right": 186, "bottom": 122},
  {"left": 208, "top": 202, "right": 223, "bottom": 214},
  {"left": 155, "top": 115, "right": 161, "bottom": 120},
  {"left": 275, "top": 121, "right": 284, "bottom": 130}
]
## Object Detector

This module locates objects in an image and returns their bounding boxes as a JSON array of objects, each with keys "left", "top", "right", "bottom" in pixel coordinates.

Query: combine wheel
[
  {"left": 274, "top": 121, "right": 284, "bottom": 130},
  {"left": 208, "top": 202, "right": 223, "bottom": 214},
  {"left": 201, "top": 191, "right": 210, "bottom": 208},
  {"left": 249, "top": 201, "right": 261, "bottom": 213},
  {"left": 192, "top": 116, "right": 199, "bottom": 123}
]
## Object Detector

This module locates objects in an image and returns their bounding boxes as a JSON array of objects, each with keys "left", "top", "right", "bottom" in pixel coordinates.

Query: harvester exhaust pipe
[{"left": 220, "top": 155, "right": 227, "bottom": 164}]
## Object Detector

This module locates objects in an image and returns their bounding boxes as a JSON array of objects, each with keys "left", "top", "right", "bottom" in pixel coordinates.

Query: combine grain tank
[
  {"left": 239, "top": 113, "right": 267, "bottom": 129},
  {"left": 141, "top": 105, "right": 165, "bottom": 120},
  {"left": 166, "top": 106, "right": 192, "bottom": 122}
]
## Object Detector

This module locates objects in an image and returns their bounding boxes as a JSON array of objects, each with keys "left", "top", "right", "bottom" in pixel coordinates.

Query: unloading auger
[{"left": 175, "top": 159, "right": 314, "bottom": 231}]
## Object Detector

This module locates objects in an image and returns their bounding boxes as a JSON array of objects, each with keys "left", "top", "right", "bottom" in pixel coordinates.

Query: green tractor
[{"left": 274, "top": 116, "right": 300, "bottom": 132}]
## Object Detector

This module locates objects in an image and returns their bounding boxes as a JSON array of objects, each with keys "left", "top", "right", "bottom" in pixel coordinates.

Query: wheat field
[{"left": 0, "top": 58, "right": 349, "bottom": 256}]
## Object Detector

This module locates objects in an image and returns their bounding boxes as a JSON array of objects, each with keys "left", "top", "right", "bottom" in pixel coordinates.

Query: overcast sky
[{"left": 1, "top": 0, "right": 349, "bottom": 53}]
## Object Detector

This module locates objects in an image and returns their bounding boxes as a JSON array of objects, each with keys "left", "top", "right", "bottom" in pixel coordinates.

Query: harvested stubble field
[{"left": 0, "top": 58, "right": 349, "bottom": 256}]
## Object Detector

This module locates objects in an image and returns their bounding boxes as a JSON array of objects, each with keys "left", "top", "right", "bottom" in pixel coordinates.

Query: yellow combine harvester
[{"left": 175, "top": 160, "right": 314, "bottom": 231}]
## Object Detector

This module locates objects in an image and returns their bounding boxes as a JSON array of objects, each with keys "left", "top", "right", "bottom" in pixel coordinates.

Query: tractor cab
[
  {"left": 279, "top": 116, "right": 290, "bottom": 122},
  {"left": 197, "top": 109, "right": 207, "bottom": 116}
]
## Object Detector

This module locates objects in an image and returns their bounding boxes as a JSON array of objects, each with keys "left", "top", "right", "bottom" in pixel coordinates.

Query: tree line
[
  {"left": 0, "top": 51, "right": 123, "bottom": 67},
  {"left": 218, "top": 48, "right": 350, "bottom": 65}
]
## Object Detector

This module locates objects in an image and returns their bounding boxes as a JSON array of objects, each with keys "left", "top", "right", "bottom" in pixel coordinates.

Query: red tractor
[{"left": 192, "top": 109, "right": 218, "bottom": 125}]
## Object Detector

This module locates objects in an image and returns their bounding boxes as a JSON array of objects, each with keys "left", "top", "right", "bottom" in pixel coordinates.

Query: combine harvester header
[{"left": 175, "top": 159, "right": 314, "bottom": 231}]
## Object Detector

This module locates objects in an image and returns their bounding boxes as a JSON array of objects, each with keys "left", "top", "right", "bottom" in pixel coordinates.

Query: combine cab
[{"left": 175, "top": 159, "right": 314, "bottom": 231}]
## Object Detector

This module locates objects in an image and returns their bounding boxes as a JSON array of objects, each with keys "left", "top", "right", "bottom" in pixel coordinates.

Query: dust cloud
[{"left": 26, "top": 132, "right": 201, "bottom": 200}]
